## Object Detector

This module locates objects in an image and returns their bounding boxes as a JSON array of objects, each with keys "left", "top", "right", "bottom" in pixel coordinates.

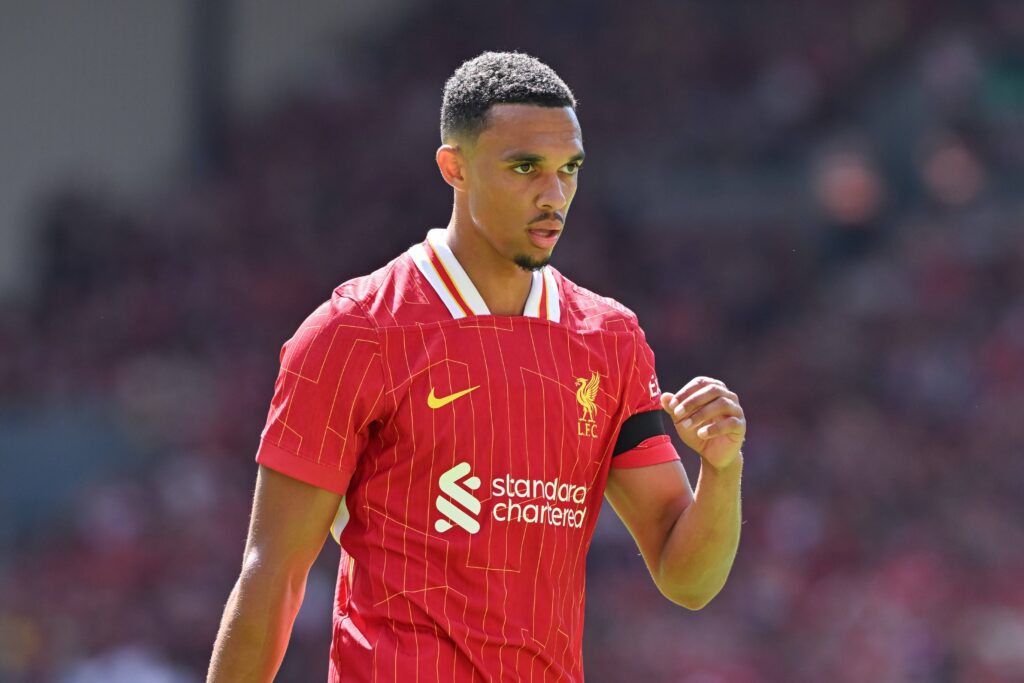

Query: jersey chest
[
  {"left": 344, "top": 317, "right": 634, "bottom": 561},
  {"left": 379, "top": 317, "right": 629, "bottom": 469}
]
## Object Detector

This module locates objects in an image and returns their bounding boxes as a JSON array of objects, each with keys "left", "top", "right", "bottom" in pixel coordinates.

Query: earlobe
[{"left": 436, "top": 145, "right": 466, "bottom": 190}]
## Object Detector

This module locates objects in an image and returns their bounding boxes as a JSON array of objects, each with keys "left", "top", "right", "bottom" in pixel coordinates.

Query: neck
[{"left": 444, "top": 206, "right": 535, "bottom": 317}]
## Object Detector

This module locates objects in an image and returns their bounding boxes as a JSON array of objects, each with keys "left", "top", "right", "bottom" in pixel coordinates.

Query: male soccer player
[{"left": 207, "top": 51, "right": 746, "bottom": 682}]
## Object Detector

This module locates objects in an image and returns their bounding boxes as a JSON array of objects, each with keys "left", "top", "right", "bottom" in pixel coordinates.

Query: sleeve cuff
[
  {"left": 611, "top": 434, "right": 679, "bottom": 469},
  {"left": 255, "top": 439, "right": 353, "bottom": 495}
]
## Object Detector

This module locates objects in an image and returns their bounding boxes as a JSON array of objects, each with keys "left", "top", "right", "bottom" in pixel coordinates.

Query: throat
[
  {"left": 473, "top": 268, "right": 534, "bottom": 316},
  {"left": 443, "top": 223, "right": 539, "bottom": 316}
]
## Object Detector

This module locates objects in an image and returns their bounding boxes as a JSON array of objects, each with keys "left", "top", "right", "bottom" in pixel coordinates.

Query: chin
[{"left": 513, "top": 253, "right": 551, "bottom": 272}]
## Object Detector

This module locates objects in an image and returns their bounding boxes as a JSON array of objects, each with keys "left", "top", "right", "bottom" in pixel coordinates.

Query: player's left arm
[{"left": 604, "top": 376, "right": 745, "bottom": 610}]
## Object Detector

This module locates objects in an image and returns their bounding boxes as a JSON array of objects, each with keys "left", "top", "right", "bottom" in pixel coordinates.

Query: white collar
[{"left": 408, "top": 229, "right": 561, "bottom": 322}]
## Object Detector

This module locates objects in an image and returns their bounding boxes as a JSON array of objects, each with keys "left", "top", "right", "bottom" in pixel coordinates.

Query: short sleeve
[
  {"left": 255, "top": 294, "right": 386, "bottom": 493},
  {"left": 611, "top": 323, "right": 679, "bottom": 469}
]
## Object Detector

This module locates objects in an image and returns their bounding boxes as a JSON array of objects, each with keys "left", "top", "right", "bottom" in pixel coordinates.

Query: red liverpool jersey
[{"left": 256, "top": 229, "right": 679, "bottom": 682}]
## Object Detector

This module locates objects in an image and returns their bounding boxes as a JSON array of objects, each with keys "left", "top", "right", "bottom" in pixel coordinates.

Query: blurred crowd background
[{"left": 1, "top": 1, "right": 1023, "bottom": 681}]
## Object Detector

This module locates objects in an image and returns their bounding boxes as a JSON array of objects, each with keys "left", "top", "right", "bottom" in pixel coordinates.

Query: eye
[
  {"left": 561, "top": 162, "right": 582, "bottom": 175},
  {"left": 512, "top": 162, "right": 534, "bottom": 174}
]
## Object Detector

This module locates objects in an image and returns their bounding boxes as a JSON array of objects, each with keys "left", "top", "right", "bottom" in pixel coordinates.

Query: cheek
[
  {"left": 565, "top": 180, "right": 579, "bottom": 205},
  {"left": 469, "top": 184, "right": 500, "bottom": 223},
  {"left": 472, "top": 175, "right": 523, "bottom": 219}
]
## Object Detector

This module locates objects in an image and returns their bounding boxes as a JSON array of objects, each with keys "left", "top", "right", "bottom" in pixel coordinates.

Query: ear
[{"left": 436, "top": 144, "right": 468, "bottom": 190}]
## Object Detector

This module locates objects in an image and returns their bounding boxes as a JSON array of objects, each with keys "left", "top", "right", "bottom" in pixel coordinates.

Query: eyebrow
[{"left": 501, "top": 151, "right": 586, "bottom": 163}]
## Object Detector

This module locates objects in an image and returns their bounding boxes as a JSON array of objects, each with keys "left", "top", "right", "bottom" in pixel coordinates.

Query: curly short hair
[{"left": 440, "top": 51, "right": 577, "bottom": 144}]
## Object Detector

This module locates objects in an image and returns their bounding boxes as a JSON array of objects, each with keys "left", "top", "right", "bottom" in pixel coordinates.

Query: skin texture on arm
[
  {"left": 206, "top": 464, "right": 344, "bottom": 683},
  {"left": 605, "top": 377, "right": 745, "bottom": 610}
]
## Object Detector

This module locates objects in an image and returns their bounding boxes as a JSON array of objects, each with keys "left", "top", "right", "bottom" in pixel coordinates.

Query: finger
[
  {"left": 697, "top": 416, "right": 746, "bottom": 439},
  {"left": 671, "top": 385, "right": 737, "bottom": 421},
  {"left": 667, "top": 377, "right": 726, "bottom": 407},
  {"left": 671, "top": 385, "right": 724, "bottom": 419},
  {"left": 674, "top": 376, "right": 726, "bottom": 398},
  {"left": 661, "top": 393, "right": 678, "bottom": 416},
  {"left": 660, "top": 392, "right": 674, "bottom": 412},
  {"left": 679, "top": 396, "right": 742, "bottom": 430},
  {"left": 667, "top": 381, "right": 719, "bottom": 414}
]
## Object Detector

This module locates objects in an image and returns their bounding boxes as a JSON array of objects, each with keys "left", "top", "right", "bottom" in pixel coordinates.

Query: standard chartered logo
[
  {"left": 434, "top": 462, "right": 482, "bottom": 534},
  {"left": 434, "top": 462, "right": 588, "bottom": 534},
  {"left": 491, "top": 475, "right": 587, "bottom": 528}
]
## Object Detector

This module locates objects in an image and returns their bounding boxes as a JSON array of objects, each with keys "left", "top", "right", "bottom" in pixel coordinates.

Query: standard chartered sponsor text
[{"left": 491, "top": 474, "right": 587, "bottom": 528}]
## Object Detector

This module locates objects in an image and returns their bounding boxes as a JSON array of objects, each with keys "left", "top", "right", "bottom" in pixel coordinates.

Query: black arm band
[{"left": 612, "top": 409, "right": 667, "bottom": 456}]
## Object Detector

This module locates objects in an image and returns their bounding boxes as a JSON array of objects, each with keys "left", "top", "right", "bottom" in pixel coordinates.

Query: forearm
[
  {"left": 656, "top": 452, "right": 742, "bottom": 609},
  {"left": 207, "top": 562, "right": 308, "bottom": 683}
]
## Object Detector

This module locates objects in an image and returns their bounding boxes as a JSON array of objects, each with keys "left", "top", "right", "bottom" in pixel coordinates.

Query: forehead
[{"left": 475, "top": 104, "right": 582, "bottom": 157}]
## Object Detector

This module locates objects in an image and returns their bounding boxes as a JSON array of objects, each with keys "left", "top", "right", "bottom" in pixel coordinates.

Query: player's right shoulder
[
  {"left": 293, "top": 292, "right": 375, "bottom": 336},
  {"left": 280, "top": 261, "right": 397, "bottom": 353},
  {"left": 332, "top": 250, "right": 454, "bottom": 328},
  {"left": 277, "top": 292, "right": 378, "bottom": 375},
  {"left": 332, "top": 258, "right": 395, "bottom": 309},
  {"left": 300, "top": 251, "right": 409, "bottom": 333}
]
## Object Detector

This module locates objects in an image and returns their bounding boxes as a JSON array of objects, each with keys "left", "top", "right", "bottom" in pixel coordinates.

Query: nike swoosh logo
[{"left": 427, "top": 385, "right": 480, "bottom": 409}]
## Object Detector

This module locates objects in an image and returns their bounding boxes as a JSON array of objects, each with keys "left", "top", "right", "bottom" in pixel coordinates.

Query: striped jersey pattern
[{"left": 256, "top": 229, "right": 678, "bottom": 682}]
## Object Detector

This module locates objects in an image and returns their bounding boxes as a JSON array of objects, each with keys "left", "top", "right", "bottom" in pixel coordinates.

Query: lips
[
  {"left": 528, "top": 228, "right": 561, "bottom": 249},
  {"left": 530, "top": 219, "right": 563, "bottom": 231}
]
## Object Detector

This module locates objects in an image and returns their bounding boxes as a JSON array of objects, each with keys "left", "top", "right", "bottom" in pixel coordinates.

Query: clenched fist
[{"left": 661, "top": 377, "right": 746, "bottom": 471}]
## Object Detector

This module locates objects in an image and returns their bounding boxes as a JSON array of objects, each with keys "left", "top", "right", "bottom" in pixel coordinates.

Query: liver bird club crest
[{"left": 575, "top": 371, "right": 600, "bottom": 438}]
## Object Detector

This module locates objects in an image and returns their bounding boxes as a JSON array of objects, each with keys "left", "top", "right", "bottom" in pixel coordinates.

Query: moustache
[{"left": 529, "top": 213, "right": 564, "bottom": 225}]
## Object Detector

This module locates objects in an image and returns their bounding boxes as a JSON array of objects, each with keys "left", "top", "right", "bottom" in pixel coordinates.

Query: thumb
[{"left": 660, "top": 392, "right": 675, "bottom": 413}]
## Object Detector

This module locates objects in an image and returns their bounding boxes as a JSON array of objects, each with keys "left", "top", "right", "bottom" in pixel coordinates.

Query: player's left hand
[{"left": 661, "top": 377, "right": 745, "bottom": 470}]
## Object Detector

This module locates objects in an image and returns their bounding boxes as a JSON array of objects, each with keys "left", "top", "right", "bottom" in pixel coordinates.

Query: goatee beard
[{"left": 514, "top": 254, "right": 550, "bottom": 272}]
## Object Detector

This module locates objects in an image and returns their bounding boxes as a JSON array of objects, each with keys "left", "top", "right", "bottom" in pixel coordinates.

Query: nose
[{"left": 536, "top": 174, "right": 568, "bottom": 212}]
